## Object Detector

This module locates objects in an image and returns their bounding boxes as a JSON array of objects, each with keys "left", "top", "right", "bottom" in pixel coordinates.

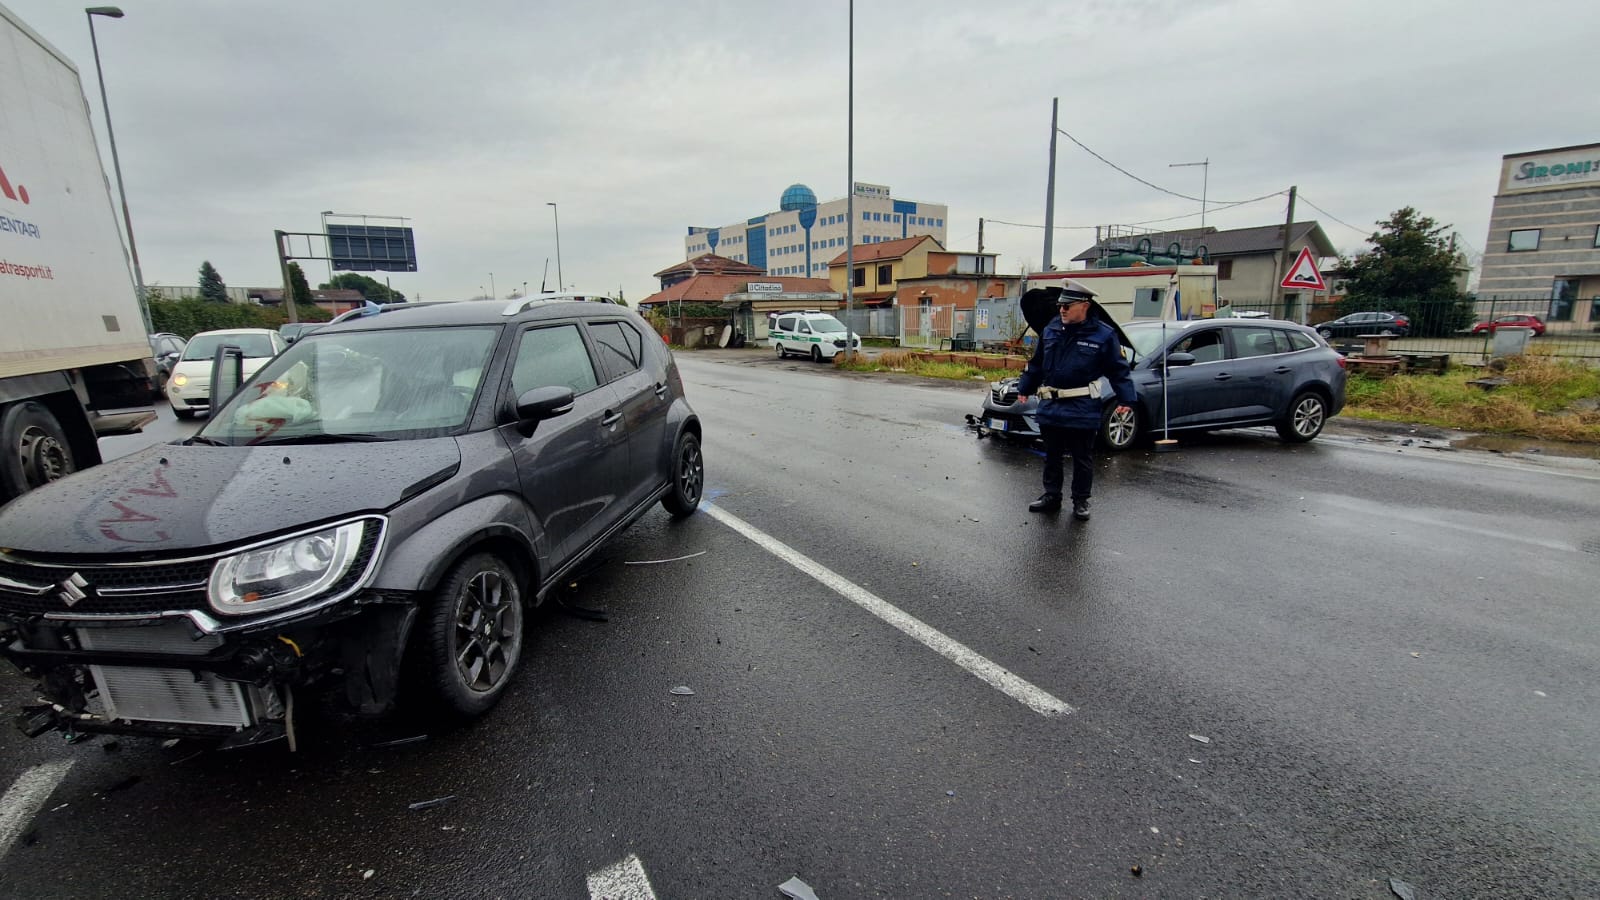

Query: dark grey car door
[
  {"left": 586, "top": 318, "right": 669, "bottom": 512},
  {"left": 501, "top": 323, "right": 626, "bottom": 564},
  {"left": 1161, "top": 328, "right": 1236, "bottom": 427},
  {"left": 1224, "top": 326, "right": 1295, "bottom": 420}
]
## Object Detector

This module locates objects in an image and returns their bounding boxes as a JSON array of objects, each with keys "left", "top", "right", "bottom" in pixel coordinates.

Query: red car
[{"left": 1471, "top": 314, "right": 1546, "bottom": 336}]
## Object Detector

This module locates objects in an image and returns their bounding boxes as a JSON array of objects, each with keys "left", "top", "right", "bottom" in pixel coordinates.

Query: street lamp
[
  {"left": 1169, "top": 158, "right": 1210, "bottom": 229},
  {"left": 85, "top": 6, "right": 152, "bottom": 332},
  {"left": 547, "top": 203, "right": 564, "bottom": 292}
]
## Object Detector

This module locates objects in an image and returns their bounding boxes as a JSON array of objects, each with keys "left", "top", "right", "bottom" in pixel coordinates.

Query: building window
[
  {"left": 893, "top": 215, "right": 901, "bottom": 223},
  {"left": 1508, "top": 229, "right": 1541, "bottom": 252},
  {"left": 1217, "top": 259, "right": 1233, "bottom": 280},
  {"left": 1594, "top": 224, "right": 1600, "bottom": 248},
  {"left": 877, "top": 264, "right": 893, "bottom": 285},
  {"left": 1551, "top": 278, "right": 1578, "bottom": 321},
  {"left": 854, "top": 268, "right": 866, "bottom": 287}
]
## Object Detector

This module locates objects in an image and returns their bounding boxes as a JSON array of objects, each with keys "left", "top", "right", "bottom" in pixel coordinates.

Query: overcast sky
[{"left": 9, "top": 0, "right": 1598, "bottom": 302}]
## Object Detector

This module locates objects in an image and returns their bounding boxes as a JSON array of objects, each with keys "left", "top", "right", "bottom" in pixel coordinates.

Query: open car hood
[{"left": 1020, "top": 287, "right": 1133, "bottom": 349}]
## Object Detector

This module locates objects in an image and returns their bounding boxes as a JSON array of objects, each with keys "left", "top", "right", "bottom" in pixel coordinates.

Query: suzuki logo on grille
[{"left": 57, "top": 573, "right": 89, "bottom": 607}]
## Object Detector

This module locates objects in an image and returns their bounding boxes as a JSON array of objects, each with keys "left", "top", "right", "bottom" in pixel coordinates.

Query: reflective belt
[{"left": 1037, "top": 383, "right": 1102, "bottom": 400}]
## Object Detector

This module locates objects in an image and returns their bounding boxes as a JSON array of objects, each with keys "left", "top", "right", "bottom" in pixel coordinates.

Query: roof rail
[{"left": 501, "top": 292, "right": 620, "bottom": 316}]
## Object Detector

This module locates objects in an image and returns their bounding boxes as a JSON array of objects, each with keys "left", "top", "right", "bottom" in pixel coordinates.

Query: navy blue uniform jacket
[{"left": 1015, "top": 316, "right": 1137, "bottom": 430}]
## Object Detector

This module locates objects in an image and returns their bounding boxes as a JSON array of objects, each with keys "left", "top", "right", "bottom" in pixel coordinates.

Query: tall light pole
[
  {"left": 1169, "top": 158, "right": 1210, "bottom": 229},
  {"left": 489, "top": 272, "right": 496, "bottom": 299},
  {"left": 844, "top": 0, "right": 854, "bottom": 362},
  {"left": 85, "top": 6, "right": 151, "bottom": 332},
  {"left": 547, "top": 203, "right": 564, "bottom": 291}
]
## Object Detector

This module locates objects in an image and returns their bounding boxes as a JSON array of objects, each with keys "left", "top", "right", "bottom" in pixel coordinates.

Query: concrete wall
[{"left": 1478, "top": 184, "right": 1600, "bottom": 297}]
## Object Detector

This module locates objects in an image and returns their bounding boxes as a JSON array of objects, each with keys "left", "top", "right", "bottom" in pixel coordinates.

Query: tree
[
  {"left": 318, "top": 272, "right": 406, "bottom": 303},
  {"left": 287, "top": 263, "right": 314, "bottom": 306},
  {"left": 198, "top": 261, "right": 227, "bottom": 303},
  {"left": 1335, "top": 207, "right": 1473, "bottom": 337}
]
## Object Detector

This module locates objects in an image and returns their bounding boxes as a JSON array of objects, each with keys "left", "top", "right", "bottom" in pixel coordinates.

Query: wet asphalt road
[{"left": 2, "top": 350, "right": 1598, "bottom": 899}]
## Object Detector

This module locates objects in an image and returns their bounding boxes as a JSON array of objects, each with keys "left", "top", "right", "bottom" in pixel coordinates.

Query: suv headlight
[{"left": 208, "top": 521, "right": 365, "bottom": 615}]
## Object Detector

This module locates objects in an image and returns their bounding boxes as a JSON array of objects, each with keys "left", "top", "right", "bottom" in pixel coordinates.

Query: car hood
[{"left": 0, "top": 439, "right": 462, "bottom": 556}]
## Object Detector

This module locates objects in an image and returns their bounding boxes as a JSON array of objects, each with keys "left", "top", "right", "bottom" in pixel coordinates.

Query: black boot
[
  {"left": 1029, "top": 493, "right": 1062, "bottom": 513},
  {"left": 1072, "top": 498, "right": 1091, "bottom": 521}
]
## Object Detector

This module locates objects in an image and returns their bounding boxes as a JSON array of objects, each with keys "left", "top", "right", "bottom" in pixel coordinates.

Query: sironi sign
[{"left": 1502, "top": 145, "right": 1600, "bottom": 193}]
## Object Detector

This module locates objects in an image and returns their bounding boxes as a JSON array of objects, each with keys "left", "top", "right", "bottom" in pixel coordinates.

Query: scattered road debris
[
  {"left": 779, "top": 875, "right": 820, "bottom": 900},
  {"left": 1187, "top": 734, "right": 1212, "bottom": 745},
  {"left": 362, "top": 869, "right": 375, "bottom": 881},
  {"left": 369, "top": 735, "right": 428, "bottom": 750},
  {"left": 408, "top": 796, "right": 456, "bottom": 811},
  {"left": 1389, "top": 877, "right": 1417, "bottom": 900},
  {"left": 1131, "top": 865, "right": 1143, "bottom": 878},
  {"left": 670, "top": 686, "right": 695, "bottom": 697},
  {"left": 624, "top": 551, "right": 708, "bottom": 566}
]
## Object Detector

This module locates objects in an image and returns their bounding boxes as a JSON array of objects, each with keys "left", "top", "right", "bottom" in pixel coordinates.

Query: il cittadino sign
[{"left": 1500, "top": 143, "right": 1600, "bottom": 194}]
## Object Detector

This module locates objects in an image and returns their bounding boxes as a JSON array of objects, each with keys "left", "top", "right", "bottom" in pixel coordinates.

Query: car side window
[
  {"left": 1283, "top": 329, "right": 1316, "bottom": 352},
  {"left": 799, "top": 321, "right": 812, "bottom": 334},
  {"left": 777, "top": 317, "right": 795, "bottom": 333},
  {"left": 1173, "top": 329, "right": 1225, "bottom": 364},
  {"left": 510, "top": 324, "right": 599, "bottom": 397},
  {"left": 1232, "top": 326, "right": 1281, "bottom": 359},
  {"left": 589, "top": 321, "right": 642, "bottom": 383}
]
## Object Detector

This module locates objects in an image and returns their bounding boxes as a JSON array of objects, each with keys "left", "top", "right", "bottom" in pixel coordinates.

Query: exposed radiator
[
  {"left": 77, "top": 622, "right": 222, "bottom": 656},
  {"left": 87, "top": 665, "right": 252, "bottom": 728}
]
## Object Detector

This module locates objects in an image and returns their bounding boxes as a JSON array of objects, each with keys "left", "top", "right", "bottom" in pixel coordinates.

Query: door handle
[
  {"left": 1274, "top": 366, "right": 1292, "bottom": 374},
  {"left": 653, "top": 382, "right": 668, "bottom": 398},
  {"left": 601, "top": 411, "right": 622, "bottom": 427},
  {"left": 1213, "top": 373, "right": 1232, "bottom": 381}
]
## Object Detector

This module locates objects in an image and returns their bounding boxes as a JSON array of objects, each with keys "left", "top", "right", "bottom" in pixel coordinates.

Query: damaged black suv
[{"left": 0, "top": 296, "right": 703, "bottom": 747}]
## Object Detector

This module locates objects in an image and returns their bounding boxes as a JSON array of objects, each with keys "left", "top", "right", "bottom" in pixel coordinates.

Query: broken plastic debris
[
  {"left": 946, "top": 790, "right": 956, "bottom": 797},
  {"left": 1411, "top": 652, "right": 1422, "bottom": 658},
  {"left": 778, "top": 875, "right": 820, "bottom": 900},
  {"left": 369, "top": 735, "right": 428, "bottom": 749},
  {"left": 1534, "top": 690, "right": 1548, "bottom": 697},
  {"left": 408, "top": 796, "right": 456, "bottom": 811},
  {"left": 1150, "top": 827, "right": 1160, "bottom": 834},
  {"left": 623, "top": 551, "right": 708, "bottom": 566},
  {"left": 1131, "top": 865, "right": 1143, "bottom": 878},
  {"left": 1187, "top": 758, "right": 1202, "bottom": 764},
  {"left": 670, "top": 686, "right": 695, "bottom": 696},
  {"left": 1187, "top": 734, "right": 1212, "bottom": 744},
  {"left": 1389, "top": 878, "right": 1416, "bottom": 900},
  {"left": 160, "top": 738, "right": 181, "bottom": 749},
  {"left": 362, "top": 870, "right": 375, "bottom": 881}
]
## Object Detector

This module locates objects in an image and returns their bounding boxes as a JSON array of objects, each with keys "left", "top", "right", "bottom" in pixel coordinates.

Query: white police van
[{"left": 769, "top": 310, "right": 862, "bottom": 362}]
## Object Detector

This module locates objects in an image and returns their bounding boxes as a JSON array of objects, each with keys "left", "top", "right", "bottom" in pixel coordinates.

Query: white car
[
  {"left": 770, "top": 310, "right": 861, "bottom": 361},
  {"left": 166, "top": 328, "right": 286, "bottom": 419}
]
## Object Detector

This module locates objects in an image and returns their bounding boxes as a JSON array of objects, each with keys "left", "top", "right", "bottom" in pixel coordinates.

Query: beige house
[
  {"left": 825, "top": 235, "right": 944, "bottom": 305},
  {"left": 1070, "top": 221, "right": 1337, "bottom": 318}
]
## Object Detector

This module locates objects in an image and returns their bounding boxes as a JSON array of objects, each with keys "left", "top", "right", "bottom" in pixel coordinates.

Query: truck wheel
[
  {"left": 660, "top": 431, "right": 703, "bottom": 518},
  {"left": 1, "top": 402, "right": 77, "bottom": 500},
  {"left": 414, "top": 553, "right": 525, "bottom": 718}
]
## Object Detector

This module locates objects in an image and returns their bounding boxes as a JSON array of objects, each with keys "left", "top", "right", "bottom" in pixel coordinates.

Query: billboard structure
[{"left": 327, "top": 223, "right": 417, "bottom": 272}]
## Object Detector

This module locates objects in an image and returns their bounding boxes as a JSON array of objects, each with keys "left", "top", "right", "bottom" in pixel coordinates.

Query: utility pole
[
  {"left": 1042, "top": 97, "right": 1059, "bottom": 271},
  {"left": 844, "top": 0, "right": 855, "bottom": 362},
  {"left": 274, "top": 230, "right": 299, "bottom": 324},
  {"left": 1273, "top": 185, "right": 1299, "bottom": 322},
  {"left": 978, "top": 217, "right": 985, "bottom": 254}
]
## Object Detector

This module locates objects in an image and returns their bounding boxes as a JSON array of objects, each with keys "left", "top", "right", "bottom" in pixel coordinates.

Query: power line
[
  {"left": 1296, "top": 195, "right": 1370, "bottom": 237},
  {"left": 1054, "top": 128, "right": 1274, "bottom": 206},
  {"left": 982, "top": 190, "right": 1287, "bottom": 233}
]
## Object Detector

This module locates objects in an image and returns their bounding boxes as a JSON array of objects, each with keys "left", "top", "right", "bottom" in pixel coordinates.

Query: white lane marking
[
  {"left": 0, "top": 760, "right": 75, "bottom": 859},
  {"left": 587, "top": 853, "right": 658, "bottom": 900},
  {"left": 703, "top": 504, "right": 1074, "bottom": 717}
]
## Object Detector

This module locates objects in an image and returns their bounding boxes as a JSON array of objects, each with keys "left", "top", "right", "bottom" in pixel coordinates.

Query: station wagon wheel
[
  {"left": 1276, "top": 391, "right": 1327, "bottom": 443},
  {"left": 661, "top": 431, "right": 703, "bottom": 518},
  {"left": 417, "top": 553, "right": 524, "bottom": 717},
  {"left": 1101, "top": 405, "right": 1141, "bottom": 451}
]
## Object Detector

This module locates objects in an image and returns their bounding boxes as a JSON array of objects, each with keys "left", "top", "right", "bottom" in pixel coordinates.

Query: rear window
[{"left": 1285, "top": 330, "right": 1316, "bottom": 351}]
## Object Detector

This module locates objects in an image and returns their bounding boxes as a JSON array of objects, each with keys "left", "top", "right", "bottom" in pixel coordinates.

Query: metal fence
[
  {"left": 1223, "top": 295, "right": 1600, "bottom": 363},
  {"left": 837, "top": 308, "right": 899, "bottom": 339},
  {"left": 897, "top": 304, "right": 957, "bottom": 349}
]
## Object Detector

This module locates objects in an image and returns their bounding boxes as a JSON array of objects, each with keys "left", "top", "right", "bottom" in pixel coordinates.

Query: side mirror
[
  {"left": 159, "top": 351, "right": 180, "bottom": 363},
  {"left": 514, "top": 386, "right": 575, "bottom": 424},
  {"left": 1162, "top": 352, "right": 1197, "bottom": 368},
  {"left": 209, "top": 344, "right": 246, "bottom": 410}
]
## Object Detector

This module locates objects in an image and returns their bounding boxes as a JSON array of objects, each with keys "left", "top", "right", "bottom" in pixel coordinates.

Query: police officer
[{"left": 1014, "top": 280, "right": 1136, "bottom": 520}]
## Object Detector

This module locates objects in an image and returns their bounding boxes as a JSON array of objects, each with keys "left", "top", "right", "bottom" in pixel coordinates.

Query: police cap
[{"left": 1055, "top": 279, "right": 1097, "bottom": 305}]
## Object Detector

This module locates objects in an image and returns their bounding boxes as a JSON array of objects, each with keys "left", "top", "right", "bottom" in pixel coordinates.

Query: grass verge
[{"left": 1343, "top": 356, "right": 1600, "bottom": 442}]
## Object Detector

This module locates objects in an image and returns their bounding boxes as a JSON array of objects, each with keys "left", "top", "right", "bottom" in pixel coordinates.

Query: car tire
[
  {"left": 1276, "top": 391, "right": 1328, "bottom": 443},
  {"left": 1100, "top": 405, "right": 1141, "bottom": 451},
  {"left": 661, "top": 431, "right": 703, "bottom": 517},
  {"left": 0, "top": 401, "right": 77, "bottom": 501},
  {"left": 1317, "top": 327, "right": 1334, "bottom": 340},
  {"left": 174, "top": 408, "right": 196, "bottom": 420},
  {"left": 811, "top": 346, "right": 822, "bottom": 363},
  {"left": 414, "top": 553, "right": 525, "bottom": 719},
  {"left": 776, "top": 344, "right": 786, "bottom": 359}
]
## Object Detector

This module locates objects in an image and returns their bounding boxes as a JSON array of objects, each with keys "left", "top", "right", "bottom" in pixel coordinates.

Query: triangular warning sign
[{"left": 1280, "top": 246, "right": 1327, "bottom": 291}]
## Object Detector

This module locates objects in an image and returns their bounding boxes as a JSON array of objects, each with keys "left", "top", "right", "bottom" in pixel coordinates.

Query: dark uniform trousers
[{"left": 1040, "top": 424, "right": 1095, "bottom": 501}]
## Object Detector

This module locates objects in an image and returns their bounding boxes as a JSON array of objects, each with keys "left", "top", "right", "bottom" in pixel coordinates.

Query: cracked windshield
[{"left": 0, "top": 1, "right": 1595, "bottom": 898}]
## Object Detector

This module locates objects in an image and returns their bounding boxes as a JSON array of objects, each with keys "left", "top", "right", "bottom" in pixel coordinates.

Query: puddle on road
[{"left": 1451, "top": 434, "right": 1600, "bottom": 460}]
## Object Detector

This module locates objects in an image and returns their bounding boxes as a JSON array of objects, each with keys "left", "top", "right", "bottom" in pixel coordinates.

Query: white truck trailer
[{"left": 1, "top": 2, "right": 158, "bottom": 504}]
